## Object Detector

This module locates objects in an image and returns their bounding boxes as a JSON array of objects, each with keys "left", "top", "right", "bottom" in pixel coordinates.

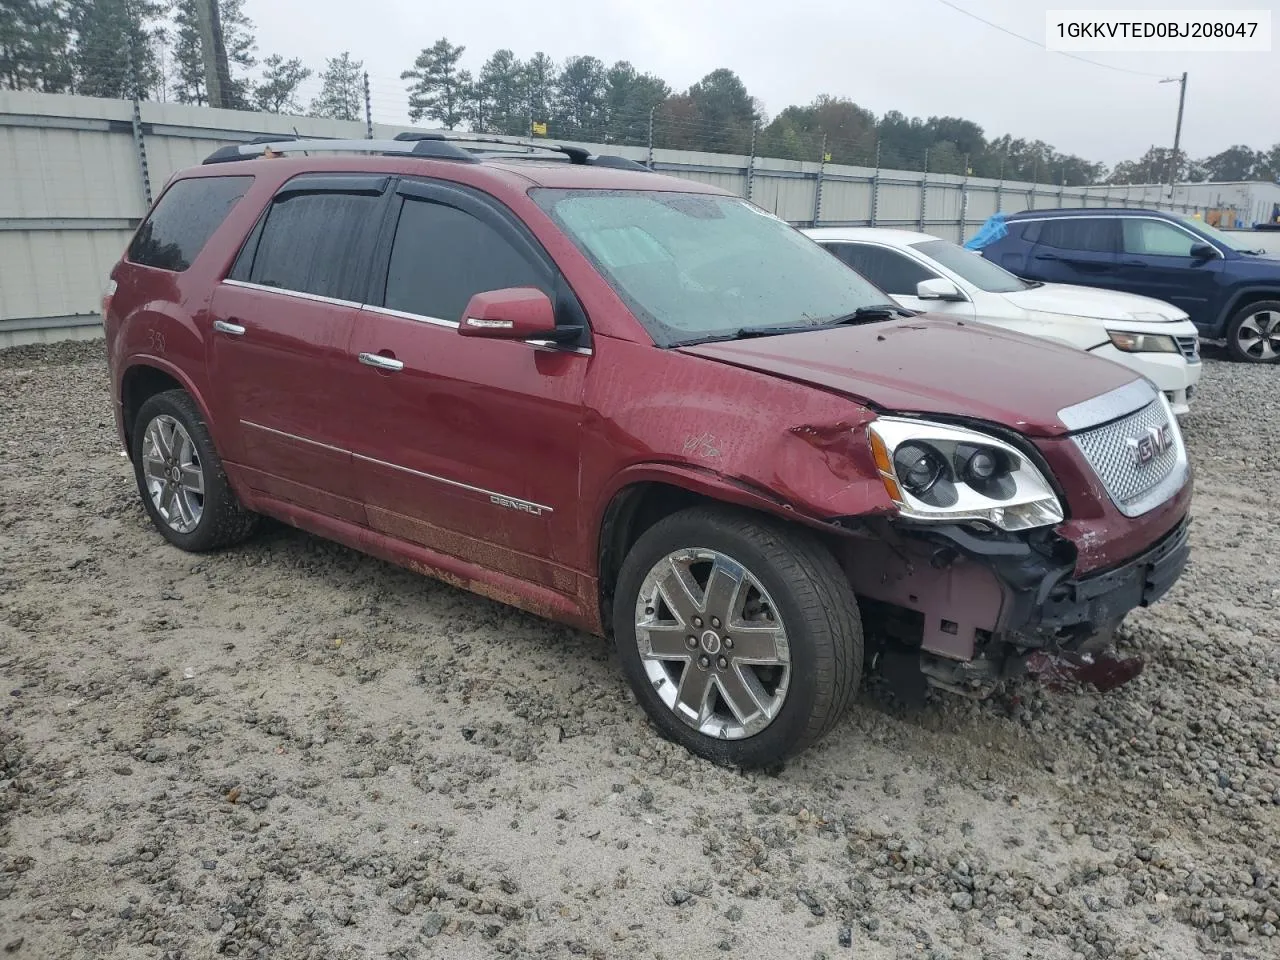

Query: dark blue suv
[{"left": 975, "top": 208, "right": 1280, "bottom": 363}]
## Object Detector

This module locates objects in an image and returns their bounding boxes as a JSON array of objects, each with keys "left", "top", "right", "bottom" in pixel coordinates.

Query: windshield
[
  {"left": 533, "top": 189, "right": 888, "bottom": 345},
  {"left": 910, "top": 239, "right": 1030, "bottom": 293},
  {"left": 1177, "top": 215, "right": 1255, "bottom": 252}
]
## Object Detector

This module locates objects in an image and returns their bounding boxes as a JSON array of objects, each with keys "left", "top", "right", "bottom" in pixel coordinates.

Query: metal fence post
[
  {"left": 746, "top": 124, "right": 757, "bottom": 203},
  {"left": 1058, "top": 166, "right": 1066, "bottom": 208},
  {"left": 647, "top": 106, "right": 656, "bottom": 169},
  {"left": 871, "top": 140, "right": 881, "bottom": 227},
  {"left": 811, "top": 134, "right": 827, "bottom": 227},
  {"left": 363, "top": 72, "right": 373, "bottom": 138},
  {"left": 918, "top": 148, "right": 928, "bottom": 231},
  {"left": 996, "top": 152, "right": 1005, "bottom": 213},
  {"left": 126, "top": 44, "right": 152, "bottom": 206},
  {"left": 960, "top": 153, "right": 970, "bottom": 241}
]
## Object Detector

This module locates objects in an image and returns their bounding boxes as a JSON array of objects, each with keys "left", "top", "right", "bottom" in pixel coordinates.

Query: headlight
[
  {"left": 1107, "top": 331, "right": 1179, "bottom": 353},
  {"left": 867, "top": 418, "right": 1064, "bottom": 531}
]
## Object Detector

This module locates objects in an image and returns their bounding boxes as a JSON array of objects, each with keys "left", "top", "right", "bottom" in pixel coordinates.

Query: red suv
[{"left": 104, "top": 134, "right": 1192, "bottom": 766}]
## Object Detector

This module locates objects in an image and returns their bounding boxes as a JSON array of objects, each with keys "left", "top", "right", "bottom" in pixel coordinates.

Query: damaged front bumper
[{"left": 840, "top": 515, "right": 1190, "bottom": 695}]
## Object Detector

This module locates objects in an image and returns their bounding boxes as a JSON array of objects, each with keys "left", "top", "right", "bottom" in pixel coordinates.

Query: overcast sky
[{"left": 244, "top": 0, "right": 1279, "bottom": 166}]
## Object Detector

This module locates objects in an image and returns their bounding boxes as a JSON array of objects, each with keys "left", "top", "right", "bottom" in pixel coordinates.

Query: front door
[
  {"left": 209, "top": 175, "right": 390, "bottom": 522},
  {"left": 335, "top": 180, "right": 590, "bottom": 594},
  {"left": 1116, "top": 217, "right": 1225, "bottom": 327}
]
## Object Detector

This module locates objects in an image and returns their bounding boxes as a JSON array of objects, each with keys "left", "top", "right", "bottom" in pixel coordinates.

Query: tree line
[{"left": 3, "top": 3, "right": 1278, "bottom": 186}]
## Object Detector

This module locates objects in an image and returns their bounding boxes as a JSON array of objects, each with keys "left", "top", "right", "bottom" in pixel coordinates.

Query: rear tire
[
  {"left": 612, "top": 506, "right": 862, "bottom": 767},
  {"left": 131, "top": 389, "right": 258, "bottom": 552},
  {"left": 1225, "top": 300, "right": 1280, "bottom": 363}
]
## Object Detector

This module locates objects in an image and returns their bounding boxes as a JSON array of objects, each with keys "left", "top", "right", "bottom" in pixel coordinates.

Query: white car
[{"left": 803, "top": 227, "right": 1202, "bottom": 415}]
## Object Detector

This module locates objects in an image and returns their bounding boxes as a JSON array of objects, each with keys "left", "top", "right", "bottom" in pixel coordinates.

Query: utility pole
[
  {"left": 1160, "top": 72, "right": 1187, "bottom": 194},
  {"left": 192, "top": 0, "right": 231, "bottom": 108}
]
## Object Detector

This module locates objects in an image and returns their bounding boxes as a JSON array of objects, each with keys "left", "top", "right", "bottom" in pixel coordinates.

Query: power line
[{"left": 933, "top": 0, "right": 1168, "bottom": 78}]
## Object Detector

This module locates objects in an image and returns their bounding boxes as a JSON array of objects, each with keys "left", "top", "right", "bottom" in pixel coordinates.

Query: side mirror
[
  {"left": 916, "top": 278, "right": 965, "bottom": 301},
  {"left": 458, "top": 287, "right": 574, "bottom": 341},
  {"left": 1189, "top": 243, "right": 1218, "bottom": 261}
]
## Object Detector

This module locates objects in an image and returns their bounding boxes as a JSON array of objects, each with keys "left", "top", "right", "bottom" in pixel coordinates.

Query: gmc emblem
[{"left": 1128, "top": 423, "right": 1173, "bottom": 467}]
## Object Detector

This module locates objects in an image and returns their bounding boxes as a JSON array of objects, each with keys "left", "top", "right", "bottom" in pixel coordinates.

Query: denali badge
[
  {"left": 1128, "top": 423, "right": 1173, "bottom": 466},
  {"left": 490, "top": 494, "right": 546, "bottom": 516}
]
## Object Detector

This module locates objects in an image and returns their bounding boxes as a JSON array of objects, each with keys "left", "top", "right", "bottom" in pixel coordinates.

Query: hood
[
  {"left": 678, "top": 316, "right": 1139, "bottom": 438},
  {"left": 1002, "top": 283, "right": 1187, "bottom": 322}
]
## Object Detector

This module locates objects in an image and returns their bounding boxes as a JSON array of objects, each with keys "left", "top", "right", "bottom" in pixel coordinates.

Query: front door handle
[
  {"left": 213, "top": 319, "right": 246, "bottom": 336},
  {"left": 1121, "top": 259, "right": 1149, "bottom": 268},
  {"left": 358, "top": 352, "right": 404, "bottom": 372}
]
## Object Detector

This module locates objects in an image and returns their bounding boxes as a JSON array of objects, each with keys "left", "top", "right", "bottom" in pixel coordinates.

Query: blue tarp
[{"left": 964, "top": 213, "right": 1007, "bottom": 251}]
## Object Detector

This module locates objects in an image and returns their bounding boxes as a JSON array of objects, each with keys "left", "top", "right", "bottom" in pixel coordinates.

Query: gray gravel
[{"left": 1, "top": 339, "right": 1277, "bottom": 960}]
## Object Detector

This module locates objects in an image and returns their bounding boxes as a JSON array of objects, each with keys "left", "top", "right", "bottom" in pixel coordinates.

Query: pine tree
[
  {"left": 401, "top": 38, "right": 466, "bottom": 128},
  {"left": 1, "top": 0, "right": 75, "bottom": 92},
  {"left": 522, "top": 51, "right": 555, "bottom": 134},
  {"left": 603, "top": 61, "right": 668, "bottom": 144},
  {"left": 309, "top": 51, "right": 362, "bottom": 121},
  {"left": 169, "top": 0, "right": 255, "bottom": 107},
  {"left": 70, "top": 0, "right": 165, "bottom": 99},
  {"left": 253, "top": 53, "right": 310, "bottom": 114},
  {"left": 554, "top": 56, "right": 606, "bottom": 140},
  {"left": 473, "top": 49, "right": 524, "bottom": 136}
]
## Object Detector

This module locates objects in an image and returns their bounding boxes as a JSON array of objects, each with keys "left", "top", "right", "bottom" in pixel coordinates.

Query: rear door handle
[
  {"left": 1033, "top": 252, "right": 1060, "bottom": 260},
  {"left": 1121, "top": 259, "right": 1149, "bottom": 267},
  {"left": 213, "top": 319, "right": 246, "bottom": 336},
  {"left": 358, "top": 352, "right": 404, "bottom": 372}
]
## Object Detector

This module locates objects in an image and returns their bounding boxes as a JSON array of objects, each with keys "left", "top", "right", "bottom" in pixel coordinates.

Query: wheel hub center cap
[{"left": 700, "top": 630, "right": 722, "bottom": 655}]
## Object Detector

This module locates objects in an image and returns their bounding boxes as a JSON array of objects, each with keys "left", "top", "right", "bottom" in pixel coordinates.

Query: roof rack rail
[
  {"left": 392, "top": 131, "right": 651, "bottom": 171},
  {"left": 201, "top": 132, "right": 650, "bottom": 171},
  {"left": 202, "top": 136, "right": 479, "bottom": 165}
]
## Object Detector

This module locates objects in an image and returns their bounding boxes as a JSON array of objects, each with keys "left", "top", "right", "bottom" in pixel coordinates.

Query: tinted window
[
  {"left": 127, "top": 176, "right": 251, "bottom": 271},
  {"left": 1122, "top": 219, "right": 1198, "bottom": 257},
  {"left": 249, "top": 191, "right": 382, "bottom": 300},
  {"left": 826, "top": 243, "right": 937, "bottom": 296},
  {"left": 383, "top": 199, "right": 549, "bottom": 321},
  {"left": 1036, "top": 218, "right": 1116, "bottom": 253},
  {"left": 533, "top": 190, "right": 886, "bottom": 346}
]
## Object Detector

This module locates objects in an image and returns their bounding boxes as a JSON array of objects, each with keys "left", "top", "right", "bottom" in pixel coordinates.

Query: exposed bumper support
[{"left": 842, "top": 515, "right": 1190, "bottom": 692}]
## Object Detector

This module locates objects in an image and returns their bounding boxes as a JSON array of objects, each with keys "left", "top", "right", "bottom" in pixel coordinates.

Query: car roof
[
  {"left": 1004, "top": 207, "right": 1180, "bottom": 220},
  {"left": 803, "top": 227, "right": 940, "bottom": 246}
]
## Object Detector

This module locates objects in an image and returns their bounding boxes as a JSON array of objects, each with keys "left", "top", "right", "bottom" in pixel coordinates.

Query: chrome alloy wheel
[
  {"left": 1235, "top": 308, "right": 1280, "bottom": 361},
  {"left": 141, "top": 414, "right": 205, "bottom": 534},
  {"left": 634, "top": 549, "right": 791, "bottom": 740}
]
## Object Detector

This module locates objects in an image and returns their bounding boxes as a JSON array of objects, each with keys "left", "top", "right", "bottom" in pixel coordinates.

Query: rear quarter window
[{"left": 126, "top": 176, "right": 253, "bottom": 271}]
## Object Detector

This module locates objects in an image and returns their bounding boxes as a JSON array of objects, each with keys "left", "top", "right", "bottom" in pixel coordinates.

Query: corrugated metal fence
[{"left": 0, "top": 89, "right": 1219, "bottom": 347}]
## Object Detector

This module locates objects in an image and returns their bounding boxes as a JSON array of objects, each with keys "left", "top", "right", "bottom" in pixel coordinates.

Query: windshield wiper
[
  {"left": 733, "top": 324, "right": 815, "bottom": 339},
  {"left": 819, "top": 304, "right": 916, "bottom": 325}
]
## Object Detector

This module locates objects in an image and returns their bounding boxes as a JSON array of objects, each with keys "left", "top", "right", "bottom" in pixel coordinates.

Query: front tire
[
  {"left": 1225, "top": 301, "right": 1280, "bottom": 363},
  {"left": 131, "top": 389, "right": 258, "bottom": 552},
  {"left": 613, "top": 506, "right": 862, "bottom": 767}
]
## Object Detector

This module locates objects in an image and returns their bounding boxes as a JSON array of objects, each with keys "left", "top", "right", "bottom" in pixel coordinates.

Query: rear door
[
  {"left": 336, "top": 178, "right": 590, "bottom": 593},
  {"left": 1116, "top": 217, "right": 1224, "bottom": 325},
  {"left": 209, "top": 175, "right": 389, "bottom": 522},
  {"left": 1024, "top": 217, "right": 1121, "bottom": 288}
]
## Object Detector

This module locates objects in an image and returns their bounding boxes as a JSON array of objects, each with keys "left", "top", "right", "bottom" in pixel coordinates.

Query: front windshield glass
[
  {"left": 911, "top": 239, "right": 1030, "bottom": 293},
  {"left": 1177, "top": 215, "right": 1253, "bottom": 252},
  {"left": 533, "top": 189, "right": 888, "bottom": 345}
]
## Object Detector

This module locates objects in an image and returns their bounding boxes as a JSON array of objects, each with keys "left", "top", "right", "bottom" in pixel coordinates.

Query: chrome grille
[
  {"left": 1175, "top": 335, "right": 1200, "bottom": 362},
  {"left": 1072, "top": 399, "right": 1184, "bottom": 515}
]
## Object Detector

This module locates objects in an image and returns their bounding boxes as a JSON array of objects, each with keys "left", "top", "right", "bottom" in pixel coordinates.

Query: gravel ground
[{"left": 1, "top": 340, "right": 1277, "bottom": 960}]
